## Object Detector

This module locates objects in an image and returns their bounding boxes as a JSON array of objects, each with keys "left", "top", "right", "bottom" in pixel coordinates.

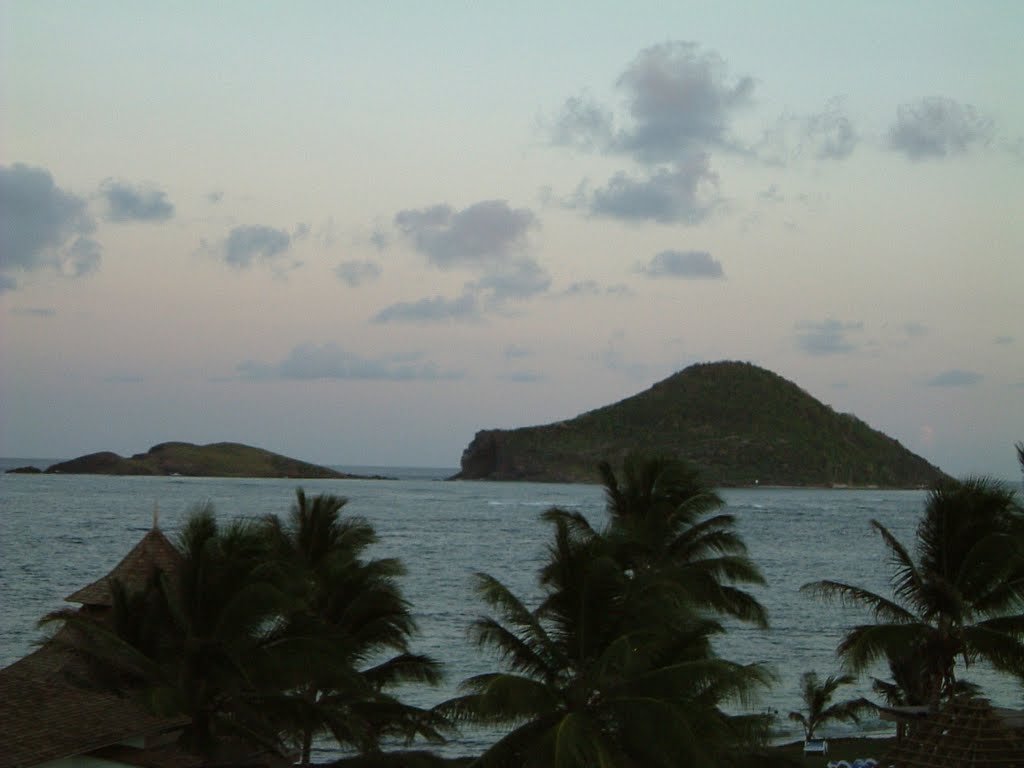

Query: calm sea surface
[{"left": 2, "top": 460, "right": 1020, "bottom": 758}]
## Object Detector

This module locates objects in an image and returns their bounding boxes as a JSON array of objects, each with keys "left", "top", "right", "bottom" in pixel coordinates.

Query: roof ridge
[{"left": 65, "top": 527, "right": 182, "bottom": 606}]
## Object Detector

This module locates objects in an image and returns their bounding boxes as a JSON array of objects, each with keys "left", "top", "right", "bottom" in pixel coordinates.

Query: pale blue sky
[{"left": 2, "top": 2, "right": 1022, "bottom": 477}]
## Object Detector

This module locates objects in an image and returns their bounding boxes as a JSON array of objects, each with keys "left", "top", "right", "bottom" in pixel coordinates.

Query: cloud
[
  {"left": 11, "top": 307, "right": 56, "bottom": 317},
  {"left": 613, "top": 42, "right": 753, "bottom": 163},
  {"left": 474, "top": 258, "right": 551, "bottom": 303},
  {"left": 372, "top": 291, "right": 480, "bottom": 324},
  {"left": 549, "top": 94, "right": 614, "bottom": 152},
  {"left": 0, "top": 163, "right": 98, "bottom": 289},
  {"left": 335, "top": 260, "right": 382, "bottom": 287},
  {"left": 395, "top": 200, "right": 537, "bottom": 268},
  {"left": 219, "top": 225, "right": 293, "bottom": 269},
  {"left": 927, "top": 369, "right": 983, "bottom": 387},
  {"left": 369, "top": 229, "right": 389, "bottom": 250},
  {"left": 64, "top": 236, "right": 102, "bottom": 277},
  {"left": 888, "top": 97, "right": 993, "bottom": 160},
  {"left": 559, "top": 280, "right": 632, "bottom": 298},
  {"left": 588, "top": 156, "right": 718, "bottom": 224},
  {"left": 757, "top": 100, "right": 858, "bottom": 164},
  {"left": 637, "top": 250, "right": 724, "bottom": 279},
  {"left": 795, "top": 318, "right": 864, "bottom": 356},
  {"left": 499, "top": 371, "right": 544, "bottom": 383},
  {"left": 551, "top": 42, "right": 753, "bottom": 165},
  {"left": 562, "top": 280, "right": 602, "bottom": 297},
  {"left": 238, "top": 342, "right": 462, "bottom": 381},
  {"left": 99, "top": 180, "right": 174, "bottom": 222},
  {"left": 392, "top": 199, "right": 549, "bottom": 313}
]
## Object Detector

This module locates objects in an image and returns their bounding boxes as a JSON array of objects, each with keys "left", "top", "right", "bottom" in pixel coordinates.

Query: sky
[{"left": 1, "top": 2, "right": 1022, "bottom": 477}]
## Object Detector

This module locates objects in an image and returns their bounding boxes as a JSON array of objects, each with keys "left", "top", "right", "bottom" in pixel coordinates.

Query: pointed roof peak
[{"left": 65, "top": 524, "right": 181, "bottom": 606}]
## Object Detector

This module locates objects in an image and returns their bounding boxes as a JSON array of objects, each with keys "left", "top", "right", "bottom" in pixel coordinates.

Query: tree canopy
[{"left": 803, "top": 476, "right": 1024, "bottom": 708}]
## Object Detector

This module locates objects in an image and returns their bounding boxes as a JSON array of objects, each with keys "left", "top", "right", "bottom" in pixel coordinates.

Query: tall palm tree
[
  {"left": 803, "top": 476, "right": 1024, "bottom": 707},
  {"left": 261, "top": 490, "right": 444, "bottom": 765},
  {"left": 439, "top": 486, "right": 773, "bottom": 767},
  {"left": 787, "top": 671, "right": 874, "bottom": 740},
  {"left": 552, "top": 453, "right": 768, "bottom": 627}
]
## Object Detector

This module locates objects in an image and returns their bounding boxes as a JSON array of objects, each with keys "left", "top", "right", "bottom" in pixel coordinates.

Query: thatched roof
[
  {"left": 66, "top": 526, "right": 181, "bottom": 606},
  {"left": 883, "top": 696, "right": 1024, "bottom": 767}
]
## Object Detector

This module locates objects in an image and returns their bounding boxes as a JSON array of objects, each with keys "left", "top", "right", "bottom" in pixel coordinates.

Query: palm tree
[
  {"left": 554, "top": 453, "right": 768, "bottom": 628},
  {"left": 261, "top": 490, "right": 444, "bottom": 765},
  {"left": 803, "top": 476, "right": 1024, "bottom": 707},
  {"left": 787, "top": 671, "right": 874, "bottom": 740},
  {"left": 869, "top": 654, "right": 980, "bottom": 708},
  {"left": 439, "top": 491, "right": 773, "bottom": 767},
  {"left": 44, "top": 506, "right": 302, "bottom": 757}
]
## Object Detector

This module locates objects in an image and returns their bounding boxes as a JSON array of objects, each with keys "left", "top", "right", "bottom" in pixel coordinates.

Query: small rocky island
[
  {"left": 451, "top": 361, "right": 948, "bottom": 488},
  {"left": 20, "top": 442, "right": 373, "bottom": 479}
]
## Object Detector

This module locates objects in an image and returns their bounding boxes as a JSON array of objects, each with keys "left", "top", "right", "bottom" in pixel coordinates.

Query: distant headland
[
  {"left": 9, "top": 442, "right": 381, "bottom": 479},
  {"left": 451, "top": 361, "right": 948, "bottom": 488}
]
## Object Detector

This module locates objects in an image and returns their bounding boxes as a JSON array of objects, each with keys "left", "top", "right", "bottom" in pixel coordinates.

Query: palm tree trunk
[{"left": 300, "top": 686, "right": 319, "bottom": 767}]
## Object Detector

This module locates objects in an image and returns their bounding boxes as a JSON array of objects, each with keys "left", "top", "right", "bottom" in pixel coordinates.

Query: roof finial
[{"left": 152, "top": 502, "right": 160, "bottom": 530}]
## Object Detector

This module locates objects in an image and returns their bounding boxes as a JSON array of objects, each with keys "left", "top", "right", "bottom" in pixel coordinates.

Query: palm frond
[
  {"left": 437, "top": 673, "right": 558, "bottom": 725},
  {"left": 802, "top": 579, "right": 918, "bottom": 624},
  {"left": 837, "top": 622, "right": 933, "bottom": 671}
]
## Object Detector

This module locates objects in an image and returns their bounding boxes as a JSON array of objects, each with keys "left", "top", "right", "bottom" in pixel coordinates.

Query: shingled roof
[
  {"left": 66, "top": 526, "right": 182, "bottom": 606},
  {"left": 0, "top": 522, "right": 189, "bottom": 768},
  {"left": 0, "top": 644, "right": 188, "bottom": 768},
  {"left": 882, "top": 696, "right": 1024, "bottom": 767}
]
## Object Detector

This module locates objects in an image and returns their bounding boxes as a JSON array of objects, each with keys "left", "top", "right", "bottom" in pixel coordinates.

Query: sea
[{"left": 2, "top": 458, "right": 1021, "bottom": 760}]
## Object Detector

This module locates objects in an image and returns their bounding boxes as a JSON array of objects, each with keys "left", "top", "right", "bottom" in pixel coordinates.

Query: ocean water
[{"left": 1, "top": 460, "right": 1020, "bottom": 759}]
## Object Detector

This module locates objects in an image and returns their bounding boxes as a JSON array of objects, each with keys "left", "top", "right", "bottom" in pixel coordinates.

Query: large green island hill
[
  {"left": 40, "top": 442, "right": 366, "bottom": 479},
  {"left": 452, "top": 361, "right": 947, "bottom": 488}
]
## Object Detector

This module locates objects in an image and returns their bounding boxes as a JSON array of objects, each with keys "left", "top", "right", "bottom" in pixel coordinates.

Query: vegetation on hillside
[
  {"left": 44, "top": 441, "right": 357, "bottom": 478},
  {"left": 454, "top": 361, "right": 947, "bottom": 487}
]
